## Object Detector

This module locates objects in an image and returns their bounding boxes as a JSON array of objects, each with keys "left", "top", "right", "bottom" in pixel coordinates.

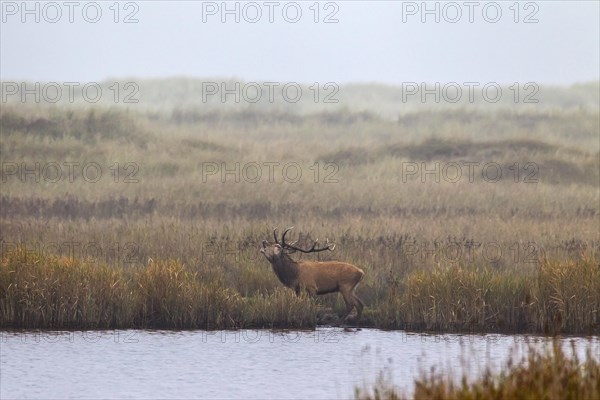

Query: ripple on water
[{"left": 1, "top": 329, "right": 598, "bottom": 399}]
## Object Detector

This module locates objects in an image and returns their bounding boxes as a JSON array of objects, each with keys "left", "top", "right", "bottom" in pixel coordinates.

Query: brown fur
[{"left": 261, "top": 242, "right": 365, "bottom": 321}]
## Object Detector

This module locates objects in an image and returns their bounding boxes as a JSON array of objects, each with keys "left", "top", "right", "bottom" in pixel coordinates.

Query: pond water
[{"left": 1, "top": 328, "right": 598, "bottom": 399}]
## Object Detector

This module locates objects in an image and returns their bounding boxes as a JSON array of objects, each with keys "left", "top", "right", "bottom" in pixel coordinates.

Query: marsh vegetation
[{"left": 1, "top": 80, "right": 599, "bottom": 334}]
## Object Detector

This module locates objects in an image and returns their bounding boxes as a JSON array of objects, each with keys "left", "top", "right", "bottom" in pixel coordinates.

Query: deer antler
[
  {"left": 280, "top": 227, "right": 335, "bottom": 253},
  {"left": 281, "top": 227, "right": 293, "bottom": 246}
]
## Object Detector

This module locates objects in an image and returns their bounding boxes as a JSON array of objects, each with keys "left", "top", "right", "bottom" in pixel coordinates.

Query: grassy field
[{"left": 1, "top": 81, "right": 599, "bottom": 333}]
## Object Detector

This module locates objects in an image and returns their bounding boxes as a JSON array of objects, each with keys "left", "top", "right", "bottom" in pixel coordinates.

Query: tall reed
[
  {"left": 374, "top": 259, "right": 599, "bottom": 334},
  {"left": 2, "top": 247, "right": 598, "bottom": 333},
  {"left": 0, "top": 248, "right": 318, "bottom": 330}
]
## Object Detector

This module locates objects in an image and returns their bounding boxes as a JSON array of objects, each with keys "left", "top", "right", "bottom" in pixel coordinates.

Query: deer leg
[
  {"left": 353, "top": 292, "right": 365, "bottom": 320},
  {"left": 339, "top": 288, "right": 355, "bottom": 322}
]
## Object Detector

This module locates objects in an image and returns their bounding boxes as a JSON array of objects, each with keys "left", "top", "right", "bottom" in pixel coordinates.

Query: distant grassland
[
  {"left": 2, "top": 79, "right": 599, "bottom": 118},
  {"left": 0, "top": 82, "right": 599, "bottom": 332}
]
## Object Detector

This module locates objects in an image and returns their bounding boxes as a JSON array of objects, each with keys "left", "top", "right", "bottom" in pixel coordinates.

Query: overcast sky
[{"left": 1, "top": 1, "right": 598, "bottom": 85}]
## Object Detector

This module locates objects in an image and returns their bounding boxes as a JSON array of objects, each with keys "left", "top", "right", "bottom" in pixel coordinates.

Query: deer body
[{"left": 261, "top": 228, "right": 365, "bottom": 321}]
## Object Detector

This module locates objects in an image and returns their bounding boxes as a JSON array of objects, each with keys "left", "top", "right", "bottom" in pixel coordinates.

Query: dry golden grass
[
  {"left": 376, "top": 258, "right": 599, "bottom": 334},
  {"left": 1, "top": 247, "right": 597, "bottom": 333},
  {"left": 0, "top": 248, "right": 319, "bottom": 329}
]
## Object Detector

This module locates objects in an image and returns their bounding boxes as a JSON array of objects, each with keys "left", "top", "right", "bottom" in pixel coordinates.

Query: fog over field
[{"left": 2, "top": 1, "right": 599, "bottom": 84}]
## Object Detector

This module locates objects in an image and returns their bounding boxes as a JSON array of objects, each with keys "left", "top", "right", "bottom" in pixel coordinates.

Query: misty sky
[{"left": 1, "top": 1, "right": 598, "bottom": 85}]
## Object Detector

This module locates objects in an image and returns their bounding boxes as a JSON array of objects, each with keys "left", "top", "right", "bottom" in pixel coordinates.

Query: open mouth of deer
[{"left": 260, "top": 240, "right": 268, "bottom": 254}]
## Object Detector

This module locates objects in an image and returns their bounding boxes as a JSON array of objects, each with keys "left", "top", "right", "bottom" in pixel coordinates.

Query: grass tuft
[{"left": 356, "top": 340, "right": 600, "bottom": 400}]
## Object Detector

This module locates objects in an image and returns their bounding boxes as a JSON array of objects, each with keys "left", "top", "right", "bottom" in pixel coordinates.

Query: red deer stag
[{"left": 260, "top": 227, "right": 365, "bottom": 322}]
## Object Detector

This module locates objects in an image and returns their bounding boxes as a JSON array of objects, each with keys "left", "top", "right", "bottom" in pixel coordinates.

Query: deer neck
[{"left": 271, "top": 253, "right": 299, "bottom": 287}]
